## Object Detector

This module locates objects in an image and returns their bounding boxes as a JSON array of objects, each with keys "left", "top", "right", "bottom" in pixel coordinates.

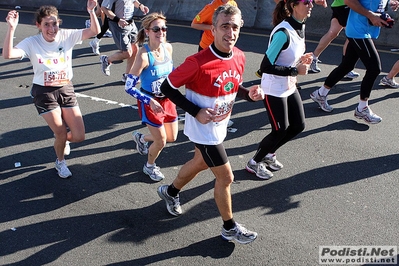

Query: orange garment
[{"left": 192, "top": 0, "right": 238, "bottom": 49}]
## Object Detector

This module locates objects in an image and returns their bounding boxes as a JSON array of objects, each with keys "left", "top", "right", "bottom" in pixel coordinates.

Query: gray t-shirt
[{"left": 102, "top": 0, "right": 137, "bottom": 20}]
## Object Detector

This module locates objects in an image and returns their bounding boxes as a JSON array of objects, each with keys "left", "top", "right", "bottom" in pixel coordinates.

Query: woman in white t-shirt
[{"left": 3, "top": 1, "right": 100, "bottom": 178}]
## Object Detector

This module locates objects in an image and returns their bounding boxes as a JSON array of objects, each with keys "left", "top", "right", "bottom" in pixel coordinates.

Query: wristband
[
  {"left": 289, "top": 67, "right": 298, "bottom": 76},
  {"left": 112, "top": 16, "right": 120, "bottom": 23},
  {"left": 88, "top": 9, "right": 95, "bottom": 13},
  {"left": 138, "top": 3, "right": 143, "bottom": 8}
]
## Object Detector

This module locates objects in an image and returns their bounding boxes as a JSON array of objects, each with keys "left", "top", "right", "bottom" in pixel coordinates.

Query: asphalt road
[{"left": 1, "top": 8, "right": 399, "bottom": 266}]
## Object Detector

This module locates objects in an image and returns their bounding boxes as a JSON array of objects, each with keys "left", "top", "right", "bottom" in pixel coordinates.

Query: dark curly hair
[{"left": 34, "top": 5, "right": 62, "bottom": 25}]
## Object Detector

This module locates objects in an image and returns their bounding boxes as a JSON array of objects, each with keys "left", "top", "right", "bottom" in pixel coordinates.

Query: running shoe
[
  {"left": 379, "top": 76, "right": 399, "bottom": 88},
  {"left": 55, "top": 159, "right": 72, "bottom": 178},
  {"left": 90, "top": 38, "right": 100, "bottom": 55},
  {"left": 308, "top": 58, "right": 321, "bottom": 73},
  {"left": 263, "top": 154, "right": 283, "bottom": 171},
  {"left": 157, "top": 185, "right": 182, "bottom": 216},
  {"left": 221, "top": 223, "right": 258, "bottom": 244},
  {"left": 104, "top": 30, "right": 113, "bottom": 38},
  {"left": 143, "top": 163, "right": 165, "bottom": 182},
  {"left": 310, "top": 89, "right": 333, "bottom": 112},
  {"left": 132, "top": 131, "right": 148, "bottom": 155},
  {"left": 344, "top": 70, "right": 360, "bottom": 79},
  {"left": 100, "top": 55, "right": 111, "bottom": 76},
  {"left": 354, "top": 106, "right": 382, "bottom": 124},
  {"left": 122, "top": 73, "right": 128, "bottom": 83},
  {"left": 246, "top": 160, "right": 273, "bottom": 180}
]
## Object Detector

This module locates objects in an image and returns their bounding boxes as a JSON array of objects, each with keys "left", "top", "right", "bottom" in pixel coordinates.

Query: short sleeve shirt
[
  {"left": 15, "top": 29, "right": 83, "bottom": 86},
  {"left": 102, "top": 0, "right": 137, "bottom": 20}
]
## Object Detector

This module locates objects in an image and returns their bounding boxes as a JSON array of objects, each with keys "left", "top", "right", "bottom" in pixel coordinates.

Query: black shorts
[
  {"left": 195, "top": 143, "right": 229, "bottom": 167},
  {"left": 30, "top": 83, "right": 78, "bottom": 115},
  {"left": 331, "top": 5, "right": 350, "bottom": 27}
]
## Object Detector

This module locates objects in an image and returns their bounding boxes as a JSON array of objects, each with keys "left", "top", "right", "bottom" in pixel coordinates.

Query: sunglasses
[
  {"left": 149, "top": 26, "right": 168, "bottom": 33},
  {"left": 300, "top": 0, "right": 313, "bottom": 4}
]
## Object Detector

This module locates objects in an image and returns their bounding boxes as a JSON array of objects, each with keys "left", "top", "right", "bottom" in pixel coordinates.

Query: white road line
[{"left": 76, "top": 92, "right": 138, "bottom": 109}]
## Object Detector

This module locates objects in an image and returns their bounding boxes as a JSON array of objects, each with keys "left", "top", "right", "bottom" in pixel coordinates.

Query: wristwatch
[{"left": 290, "top": 67, "right": 298, "bottom": 76}]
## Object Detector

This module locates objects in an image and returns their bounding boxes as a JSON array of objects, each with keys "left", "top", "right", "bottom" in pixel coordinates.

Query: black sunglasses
[{"left": 149, "top": 26, "right": 168, "bottom": 33}]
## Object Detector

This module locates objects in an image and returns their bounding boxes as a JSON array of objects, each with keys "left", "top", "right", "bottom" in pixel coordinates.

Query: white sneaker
[
  {"left": 132, "top": 131, "right": 148, "bottom": 155},
  {"left": 104, "top": 30, "right": 113, "bottom": 37},
  {"left": 100, "top": 55, "right": 111, "bottom": 76},
  {"left": 122, "top": 73, "right": 128, "bottom": 83},
  {"left": 354, "top": 106, "right": 382, "bottom": 124},
  {"left": 55, "top": 159, "right": 72, "bottom": 178},
  {"left": 143, "top": 163, "right": 165, "bottom": 182},
  {"left": 379, "top": 76, "right": 399, "bottom": 88},
  {"left": 221, "top": 223, "right": 258, "bottom": 244},
  {"left": 308, "top": 58, "right": 321, "bottom": 73},
  {"left": 89, "top": 38, "right": 100, "bottom": 55},
  {"left": 245, "top": 160, "right": 273, "bottom": 180},
  {"left": 310, "top": 89, "right": 333, "bottom": 112},
  {"left": 262, "top": 154, "right": 283, "bottom": 171},
  {"left": 344, "top": 71, "right": 360, "bottom": 79}
]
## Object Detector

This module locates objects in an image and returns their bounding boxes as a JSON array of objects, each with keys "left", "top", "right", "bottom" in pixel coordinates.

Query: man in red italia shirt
[{"left": 157, "top": 5, "right": 263, "bottom": 244}]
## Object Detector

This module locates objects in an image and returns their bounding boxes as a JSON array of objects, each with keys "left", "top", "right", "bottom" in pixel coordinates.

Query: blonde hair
[{"left": 136, "top": 12, "right": 167, "bottom": 46}]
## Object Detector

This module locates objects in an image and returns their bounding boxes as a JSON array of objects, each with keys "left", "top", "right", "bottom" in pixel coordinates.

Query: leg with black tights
[
  {"left": 349, "top": 38, "right": 381, "bottom": 100},
  {"left": 253, "top": 90, "right": 305, "bottom": 163},
  {"left": 325, "top": 40, "right": 359, "bottom": 88}
]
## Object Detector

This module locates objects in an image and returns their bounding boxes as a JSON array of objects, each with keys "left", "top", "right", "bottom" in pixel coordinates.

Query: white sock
[
  {"left": 318, "top": 85, "right": 330, "bottom": 97},
  {"left": 312, "top": 53, "right": 318, "bottom": 60},
  {"left": 146, "top": 162, "right": 155, "bottom": 168},
  {"left": 265, "top": 153, "right": 275, "bottom": 159},
  {"left": 357, "top": 100, "right": 368, "bottom": 111},
  {"left": 140, "top": 134, "right": 146, "bottom": 143},
  {"left": 94, "top": 37, "right": 101, "bottom": 43},
  {"left": 250, "top": 158, "right": 256, "bottom": 165}
]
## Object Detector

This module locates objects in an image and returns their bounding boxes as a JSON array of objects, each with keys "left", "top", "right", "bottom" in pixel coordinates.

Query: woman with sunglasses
[
  {"left": 246, "top": 0, "right": 313, "bottom": 179},
  {"left": 3, "top": 2, "right": 100, "bottom": 178},
  {"left": 124, "top": 12, "right": 177, "bottom": 182}
]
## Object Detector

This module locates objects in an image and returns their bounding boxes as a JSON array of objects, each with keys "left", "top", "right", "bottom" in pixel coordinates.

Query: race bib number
[
  {"left": 214, "top": 100, "right": 234, "bottom": 122},
  {"left": 151, "top": 76, "right": 166, "bottom": 97},
  {"left": 44, "top": 70, "right": 70, "bottom": 86}
]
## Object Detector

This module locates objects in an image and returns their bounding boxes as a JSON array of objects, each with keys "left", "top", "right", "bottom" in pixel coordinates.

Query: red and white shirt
[{"left": 167, "top": 46, "right": 245, "bottom": 145}]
